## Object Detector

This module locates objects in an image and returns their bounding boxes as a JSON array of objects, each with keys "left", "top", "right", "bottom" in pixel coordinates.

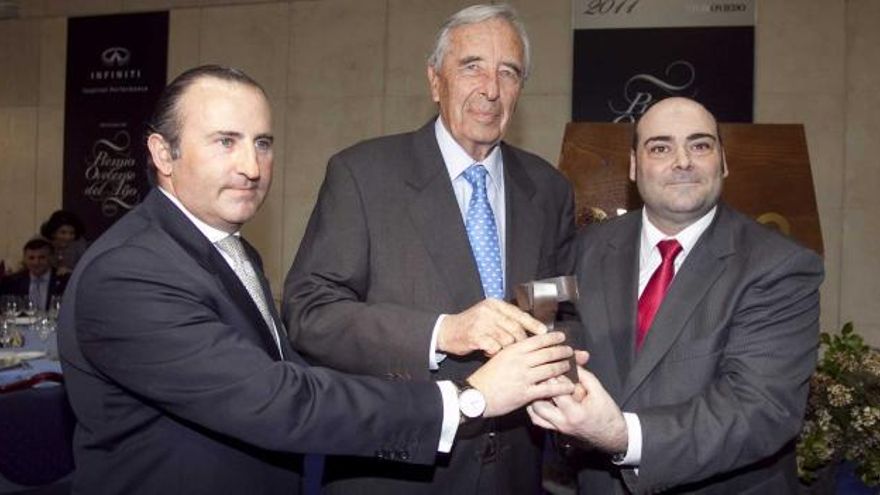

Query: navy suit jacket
[{"left": 59, "top": 190, "right": 444, "bottom": 495}]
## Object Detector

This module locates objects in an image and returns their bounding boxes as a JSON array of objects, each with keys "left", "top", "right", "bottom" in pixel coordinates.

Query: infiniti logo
[{"left": 101, "top": 47, "right": 131, "bottom": 67}]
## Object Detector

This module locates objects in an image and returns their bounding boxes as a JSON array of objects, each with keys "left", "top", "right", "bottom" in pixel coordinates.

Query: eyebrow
[
  {"left": 208, "top": 130, "right": 274, "bottom": 143},
  {"left": 457, "top": 56, "right": 523, "bottom": 77},
  {"left": 209, "top": 130, "right": 244, "bottom": 140},
  {"left": 642, "top": 133, "right": 717, "bottom": 147},
  {"left": 458, "top": 55, "right": 483, "bottom": 67},
  {"left": 501, "top": 61, "right": 523, "bottom": 77}
]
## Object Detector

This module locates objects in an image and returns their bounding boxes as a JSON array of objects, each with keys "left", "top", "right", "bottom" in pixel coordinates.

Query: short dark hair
[
  {"left": 40, "top": 209, "right": 85, "bottom": 240},
  {"left": 145, "top": 65, "right": 268, "bottom": 184},
  {"left": 24, "top": 238, "right": 53, "bottom": 253}
]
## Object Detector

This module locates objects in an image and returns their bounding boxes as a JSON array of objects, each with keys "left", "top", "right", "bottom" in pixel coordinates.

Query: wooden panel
[{"left": 558, "top": 122, "right": 824, "bottom": 255}]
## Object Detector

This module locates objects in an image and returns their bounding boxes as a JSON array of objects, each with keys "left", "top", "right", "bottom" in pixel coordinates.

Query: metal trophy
[{"left": 514, "top": 276, "right": 579, "bottom": 383}]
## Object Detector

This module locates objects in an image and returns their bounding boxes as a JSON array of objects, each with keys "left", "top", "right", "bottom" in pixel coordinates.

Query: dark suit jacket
[
  {"left": 570, "top": 203, "right": 823, "bottom": 494},
  {"left": 0, "top": 269, "right": 68, "bottom": 311},
  {"left": 58, "top": 190, "right": 444, "bottom": 495},
  {"left": 283, "top": 119, "right": 576, "bottom": 494}
]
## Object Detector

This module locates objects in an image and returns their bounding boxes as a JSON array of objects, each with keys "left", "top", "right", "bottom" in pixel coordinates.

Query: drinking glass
[
  {"left": 48, "top": 295, "right": 62, "bottom": 320},
  {"left": 0, "top": 318, "right": 13, "bottom": 347},
  {"left": 2, "top": 296, "right": 19, "bottom": 319},
  {"left": 23, "top": 298, "right": 37, "bottom": 318}
]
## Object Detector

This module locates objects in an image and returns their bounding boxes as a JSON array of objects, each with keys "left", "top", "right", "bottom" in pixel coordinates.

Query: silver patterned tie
[{"left": 215, "top": 235, "right": 283, "bottom": 356}]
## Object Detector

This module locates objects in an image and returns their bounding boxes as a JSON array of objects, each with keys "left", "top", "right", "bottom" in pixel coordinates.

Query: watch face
[{"left": 459, "top": 388, "right": 486, "bottom": 418}]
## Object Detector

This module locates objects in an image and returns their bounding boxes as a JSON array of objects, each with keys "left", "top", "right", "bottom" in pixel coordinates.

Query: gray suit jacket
[
  {"left": 283, "top": 119, "right": 576, "bottom": 493},
  {"left": 570, "top": 203, "right": 823, "bottom": 494},
  {"left": 59, "top": 190, "right": 444, "bottom": 495}
]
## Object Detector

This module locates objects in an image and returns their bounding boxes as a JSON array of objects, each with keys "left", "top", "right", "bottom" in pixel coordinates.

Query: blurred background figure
[
  {"left": 40, "top": 210, "right": 88, "bottom": 276},
  {"left": 0, "top": 238, "right": 69, "bottom": 312}
]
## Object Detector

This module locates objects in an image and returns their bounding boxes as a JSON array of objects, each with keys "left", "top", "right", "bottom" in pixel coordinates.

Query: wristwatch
[{"left": 453, "top": 379, "right": 486, "bottom": 422}]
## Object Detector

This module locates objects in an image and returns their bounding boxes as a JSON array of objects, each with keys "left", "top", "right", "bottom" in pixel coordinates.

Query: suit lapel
[
  {"left": 620, "top": 207, "right": 735, "bottom": 404},
  {"left": 406, "top": 121, "right": 484, "bottom": 309},
  {"left": 502, "top": 144, "right": 542, "bottom": 295},
  {"left": 601, "top": 214, "right": 641, "bottom": 392},
  {"left": 145, "top": 190, "right": 285, "bottom": 361}
]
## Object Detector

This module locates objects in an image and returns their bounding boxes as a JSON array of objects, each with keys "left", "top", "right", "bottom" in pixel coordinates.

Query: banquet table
[
  {"left": 0, "top": 317, "right": 72, "bottom": 493},
  {"left": 0, "top": 318, "right": 62, "bottom": 388}
]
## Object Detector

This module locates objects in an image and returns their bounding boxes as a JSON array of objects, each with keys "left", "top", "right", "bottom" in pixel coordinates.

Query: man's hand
[
  {"left": 527, "top": 366, "right": 628, "bottom": 454},
  {"left": 438, "top": 298, "right": 547, "bottom": 357},
  {"left": 467, "top": 332, "right": 575, "bottom": 418}
]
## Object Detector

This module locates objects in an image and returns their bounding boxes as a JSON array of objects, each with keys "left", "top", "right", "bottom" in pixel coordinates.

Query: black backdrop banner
[
  {"left": 63, "top": 11, "right": 168, "bottom": 238},
  {"left": 571, "top": 0, "right": 754, "bottom": 123}
]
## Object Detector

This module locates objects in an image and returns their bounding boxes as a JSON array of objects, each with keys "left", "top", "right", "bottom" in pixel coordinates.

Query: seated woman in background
[{"left": 40, "top": 210, "right": 88, "bottom": 276}]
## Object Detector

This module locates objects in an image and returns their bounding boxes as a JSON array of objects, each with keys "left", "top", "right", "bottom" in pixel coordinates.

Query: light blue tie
[{"left": 463, "top": 164, "right": 504, "bottom": 299}]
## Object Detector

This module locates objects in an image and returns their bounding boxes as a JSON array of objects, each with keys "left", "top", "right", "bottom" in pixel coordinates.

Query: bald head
[
  {"left": 632, "top": 97, "right": 721, "bottom": 151},
  {"left": 629, "top": 97, "right": 728, "bottom": 235}
]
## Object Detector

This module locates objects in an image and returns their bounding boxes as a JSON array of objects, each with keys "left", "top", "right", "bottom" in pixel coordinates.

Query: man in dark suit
[
  {"left": 283, "top": 4, "right": 576, "bottom": 493},
  {"left": 58, "top": 65, "right": 579, "bottom": 495},
  {"left": 527, "top": 97, "right": 824, "bottom": 494},
  {"left": 0, "top": 238, "right": 68, "bottom": 311}
]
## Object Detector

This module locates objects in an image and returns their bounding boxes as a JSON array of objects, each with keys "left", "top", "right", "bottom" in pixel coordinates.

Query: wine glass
[
  {"left": 36, "top": 316, "right": 53, "bottom": 345},
  {"left": 2, "top": 296, "right": 19, "bottom": 320},
  {"left": 48, "top": 295, "right": 62, "bottom": 320},
  {"left": 23, "top": 298, "right": 37, "bottom": 318},
  {"left": 0, "top": 319, "right": 13, "bottom": 348}
]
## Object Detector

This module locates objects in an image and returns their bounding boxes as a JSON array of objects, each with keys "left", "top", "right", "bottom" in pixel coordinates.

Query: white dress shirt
[{"left": 616, "top": 207, "right": 717, "bottom": 467}]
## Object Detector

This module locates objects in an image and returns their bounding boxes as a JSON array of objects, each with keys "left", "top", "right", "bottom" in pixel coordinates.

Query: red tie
[{"left": 636, "top": 239, "right": 683, "bottom": 350}]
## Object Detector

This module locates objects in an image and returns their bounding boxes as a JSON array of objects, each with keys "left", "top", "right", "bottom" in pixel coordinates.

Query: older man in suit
[
  {"left": 0, "top": 238, "right": 68, "bottom": 311},
  {"left": 58, "top": 64, "right": 578, "bottom": 495},
  {"left": 528, "top": 97, "right": 824, "bottom": 494},
  {"left": 283, "top": 4, "right": 575, "bottom": 494}
]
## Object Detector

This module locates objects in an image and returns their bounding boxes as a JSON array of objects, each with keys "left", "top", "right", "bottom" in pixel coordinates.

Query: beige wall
[{"left": 1, "top": 0, "right": 878, "bottom": 345}]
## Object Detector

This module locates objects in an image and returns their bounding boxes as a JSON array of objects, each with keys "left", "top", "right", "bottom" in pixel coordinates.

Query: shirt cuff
[
  {"left": 611, "top": 412, "right": 642, "bottom": 466},
  {"left": 435, "top": 380, "right": 460, "bottom": 453},
  {"left": 429, "top": 315, "right": 447, "bottom": 370}
]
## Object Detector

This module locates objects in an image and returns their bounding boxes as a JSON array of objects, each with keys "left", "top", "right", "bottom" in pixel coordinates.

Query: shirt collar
[
  {"left": 158, "top": 187, "right": 239, "bottom": 244},
  {"left": 434, "top": 117, "right": 503, "bottom": 186},
  {"left": 640, "top": 206, "right": 717, "bottom": 263}
]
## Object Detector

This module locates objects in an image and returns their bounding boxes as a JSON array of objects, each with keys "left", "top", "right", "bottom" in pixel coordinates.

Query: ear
[
  {"left": 629, "top": 151, "right": 637, "bottom": 182},
  {"left": 427, "top": 65, "right": 441, "bottom": 103},
  {"left": 147, "top": 133, "right": 174, "bottom": 178}
]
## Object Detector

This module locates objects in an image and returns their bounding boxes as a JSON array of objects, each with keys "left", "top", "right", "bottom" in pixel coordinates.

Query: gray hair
[{"left": 427, "top": 3, "right": 531, "bottom": 82}]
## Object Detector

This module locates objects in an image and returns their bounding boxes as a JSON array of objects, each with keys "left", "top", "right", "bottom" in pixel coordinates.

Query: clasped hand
[
  {"left": 438, "top": 298, "right": 546, "bottom": 357},
  {"left": 464, "top": 331, "right": 572, "bottom": 417},
  {"left": 526, "top": 365, "right": 629, "bottom": 455}
]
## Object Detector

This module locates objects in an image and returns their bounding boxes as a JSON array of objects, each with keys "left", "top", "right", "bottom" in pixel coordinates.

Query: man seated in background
[{"left": 0, "top": 238, "right": 69, "bottom": 311}]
